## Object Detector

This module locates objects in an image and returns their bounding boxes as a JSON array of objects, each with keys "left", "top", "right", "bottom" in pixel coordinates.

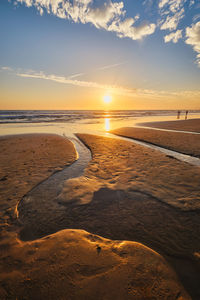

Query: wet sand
[
  {"left": 0, "top": 134, "right": 76, "bottom": 226},
  {"left": 0, "top": 133, "right": 199, "bottom": 299},
  {"left": 112, "top": 126, "right": 200, "bottom": 158},
  {"left": 140, "top": 118, "right": 200, "bottom": 133}
]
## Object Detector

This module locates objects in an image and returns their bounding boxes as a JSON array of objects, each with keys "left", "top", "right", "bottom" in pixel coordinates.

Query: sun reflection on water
[{"left": 105, "top": 118, "right": 110, "bottom": 131}]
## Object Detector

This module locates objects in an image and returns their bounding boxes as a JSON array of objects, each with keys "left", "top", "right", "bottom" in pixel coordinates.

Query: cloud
[
  {"left": 164, "top": 29, "right": 182, "bottom": 43},
  {"left": 98, "top": 61, "right": 127, "bottom": 71},
  {"left": 1, "top": 66, "right": 13, "bottom": 71},
  {"left": 189, "top": 0, "right": 195, "bottom": 7},
  {"left": 159, "top": 0, "right": 168, "bottom": 9},
  {"left": 185, "top": 21, "right": 200, "bottom": 67},
  {"left": 108, "top": 18, "right": 156, "bottom": 40},
  {"left": 160, "top": 8, "right": 185, "bottom": 31},
  {"left": 159, "top": 0, "right": 186, "bottom": 31},
  {"left": 159, "top": 0, "right": 186, "bottom": 13},
  {"left": 16, "top": 70, "right": 138, "bottom": 97},
  {"left": 193, "top": 14, "right": 200, "bottom": 22},
  {"left": 13, "top": 68, "right": 200, "bottom": 100},
  {"left": 66, "top": 61, "right": 127, "bottom": 79},
  {"left": 67, "top": 72, "right": 85, "bottom": 79},
  {"left": 15, "top": 0, "right": 156, "bottom": 40},
  {"left": 2, "top": 66, "right": 200, "bottom": 100}
]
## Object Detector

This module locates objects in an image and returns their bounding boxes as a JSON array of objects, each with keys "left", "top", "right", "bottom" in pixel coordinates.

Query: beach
[
  {"left": 141, "top": 119, "right": 200, "bottom": 133},
  {"left": 0, "top": 118, "right": 200, "bottom": 299},
  {"left": 2, "top": 0, "right": 200, "bottom": 297},
  {"left": 112, "top": 121, "right": 200, "bottom": 158}
]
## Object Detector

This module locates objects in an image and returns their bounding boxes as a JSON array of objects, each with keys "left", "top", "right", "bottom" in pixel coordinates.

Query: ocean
[{"left": 0, "top": 110, "right": 200, "bottom": 137}]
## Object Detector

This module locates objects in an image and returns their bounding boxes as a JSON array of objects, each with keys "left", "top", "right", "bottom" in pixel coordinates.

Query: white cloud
[
  {"left": 164, "top": 29, "right": 182, "bottom": 43},
  {"left": 159, "top": 0, "right": 186, "bottom": 32},
  {"left": 185, "top": 21, "right": 200, "bottom": 66},
  {"left": 159, "top": 0, "right": 186, "bottom": 13},
  {"left": 15, "top": 0, "right": 156, "bottom": 40},
  {"left": 160, "top": 8, "right": 184, "bottom": 31},
  {"left": 189, "top": 0, "right": 195, "bottom": 7},
  {"left": 108, "top": 18, "right": 156, "bottom": 40},
  {"left": 159, "top": 0, "right": 169, "bottom": 9}
]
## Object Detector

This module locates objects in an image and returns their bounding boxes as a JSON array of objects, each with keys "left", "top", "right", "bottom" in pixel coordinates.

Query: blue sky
[{"left": 0, "top": 0, "right": 200, "bottom": 109}]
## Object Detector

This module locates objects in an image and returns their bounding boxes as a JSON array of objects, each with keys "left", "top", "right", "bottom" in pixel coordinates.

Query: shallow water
[{"left": 16, "top": 136, "right": 91, "bottom": 237}]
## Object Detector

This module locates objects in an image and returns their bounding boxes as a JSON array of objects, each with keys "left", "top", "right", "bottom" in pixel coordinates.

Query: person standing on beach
[
  {"left": 177, "top": 110, "right": 181, "bottom": 119},
  {"left": 185, "top": 110, "right": 188, "bottom": 120}
]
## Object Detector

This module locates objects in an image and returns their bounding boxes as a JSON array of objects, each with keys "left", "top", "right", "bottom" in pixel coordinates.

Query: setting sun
[{"left": 103, "top": 95, "right": 112, "bottom": 104}]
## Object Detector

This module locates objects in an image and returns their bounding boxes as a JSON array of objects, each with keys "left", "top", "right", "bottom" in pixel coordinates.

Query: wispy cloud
[
  {"left": 2, "top": 66, "right": 200, "bottom": 101},
  {"left": 0, "top": 67, "right": 195, "bottom": 100},
  {"left": 159, "top": 0, "right": 186, "bottom": 31},
  {"left": 98, "top": 61, "right": 127, "bottom": 71},
  {"left": 164, "top": 29, "right": 182, "bottom": 43},
  {"left": 157, "top": 0, "right": 200, "bottom": 67},
  {"left": 15, "top": 0, "right": 156, "bottom": 40},
  {"left": 17, "top": 70, "right": 138, "bottom": 98},
  {"left": 1, "top": 66, "right": 13, "bottom": 71},
  {"left": 185, "top": 21, "right": 200, "bottom": 67},
  {"left": 193, "top": 14, "right": 200, "bottom": 22},
  {"left": 67, "top": 72, "right": 85, "bottom": 79},
  {"left": 65, "top": 61, "right": 127, "bottom": 80},
  {"left": 160, "top": 8, "right": 185, "bottom": 31}
]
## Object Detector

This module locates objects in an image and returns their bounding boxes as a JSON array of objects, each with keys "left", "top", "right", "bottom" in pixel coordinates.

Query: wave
[{"left": 0, "top": 110, "right": 199, "bottom": 124}]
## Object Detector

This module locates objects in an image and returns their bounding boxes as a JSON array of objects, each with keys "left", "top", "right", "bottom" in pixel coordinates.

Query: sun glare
[{"left": 103, "top": 95, "right": 112, "bottom": 104}]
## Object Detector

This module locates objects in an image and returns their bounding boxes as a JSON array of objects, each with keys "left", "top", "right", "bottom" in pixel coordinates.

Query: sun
[{"left": 103, "top": 94, "right": 112, "bottom": 104}]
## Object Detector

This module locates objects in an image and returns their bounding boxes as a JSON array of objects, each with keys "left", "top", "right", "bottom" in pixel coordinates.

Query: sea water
[{"left": 1, "top": 110, "right": 200, "bottom": 137}]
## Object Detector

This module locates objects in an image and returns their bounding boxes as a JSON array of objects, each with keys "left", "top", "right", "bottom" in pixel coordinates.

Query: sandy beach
[
  {"left": 2, "top": 0, "right": 200, "bottom": 298},
  {"left": 140, "top": 119, "right": 200, "bottom": 133},
  {"left": 0, "top": 130, "right": 199, "bottom": 299},
  {"left": 0, "top": 134, "right": 76, "bottom": 226},
  {"left": 112, "top": 126, "right": 200, "bottom": 158}
]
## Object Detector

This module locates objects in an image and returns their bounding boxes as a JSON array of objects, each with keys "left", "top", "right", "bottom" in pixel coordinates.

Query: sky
[{"left": 0, "top": 0, "right": 200, "bottom": 110}]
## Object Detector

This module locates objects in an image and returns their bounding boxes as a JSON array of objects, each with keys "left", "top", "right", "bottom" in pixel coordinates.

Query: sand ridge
[
  {"left": 112, "top": 127, "right": 200, "bottom": 158},
  {"left": 139, "top": 118, "right": 200, "bottom": 133}
]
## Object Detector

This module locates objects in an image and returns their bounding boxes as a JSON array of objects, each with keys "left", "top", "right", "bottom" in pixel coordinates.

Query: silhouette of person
[
  {"left": 177, "top": 110, "right": 181, "bottom": 119},
  {"left": 185, "top": 110, "right": 188, "bottom": 120}
]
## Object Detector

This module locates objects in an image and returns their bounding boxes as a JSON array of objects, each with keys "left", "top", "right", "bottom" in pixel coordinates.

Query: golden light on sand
[{"left": 103, "top": 94, "right": 112, "bottom": 104}]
